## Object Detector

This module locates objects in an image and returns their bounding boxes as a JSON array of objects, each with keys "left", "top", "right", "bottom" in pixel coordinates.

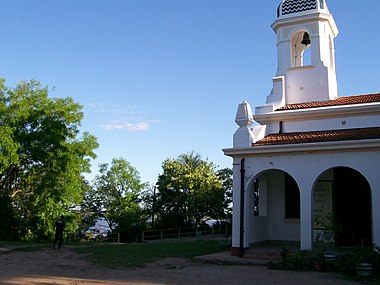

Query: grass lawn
[
  {"left": 0, "top": 240, "right": 50, "bottom": 251},
  {"left": 73, "top": 239, "right": 230, "bottom": 268}
]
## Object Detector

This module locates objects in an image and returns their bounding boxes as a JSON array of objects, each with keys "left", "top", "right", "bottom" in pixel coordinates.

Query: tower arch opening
[{"left": 291, "top": 30, "right": 312, "bottom": 67}]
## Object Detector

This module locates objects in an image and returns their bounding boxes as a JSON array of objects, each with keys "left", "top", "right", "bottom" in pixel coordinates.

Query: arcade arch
[
  {"left": 246, "top": 169, "right": 301, "bottom": 245},
  {"left": 312, "top": 167, "right": 372, "bottom": 247}
]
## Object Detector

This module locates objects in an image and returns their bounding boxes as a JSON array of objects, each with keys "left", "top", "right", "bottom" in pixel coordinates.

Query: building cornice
[
  {"left": 271, "top": 12, "right": 338, "bottom": 36},
  {"left": 254, "top": 103, "right": 380, "bottom": 124},
  {"left": 223, "top": 139, "right": 380, "bottom": 158}
]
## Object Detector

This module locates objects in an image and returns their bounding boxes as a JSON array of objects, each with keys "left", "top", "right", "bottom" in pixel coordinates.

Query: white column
[
  {"left": 243, "top": 179, "right": 251, "bottom": 248},
  {"left": 231, "top": 160, "right": 242, "bottom": 249},
  {"left": 370, "top": 178, "right": 380, "bottom": 247},
  {"left": 297, "top": 178, "right": 314, "bottom": 250}
]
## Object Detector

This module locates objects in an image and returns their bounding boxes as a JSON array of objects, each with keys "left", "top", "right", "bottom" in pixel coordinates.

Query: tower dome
[{"left": 277, "top": 0, "right": 329, "bottom": 18}]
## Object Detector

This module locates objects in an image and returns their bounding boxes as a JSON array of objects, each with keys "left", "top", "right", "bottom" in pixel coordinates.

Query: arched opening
[
  {"left": 248, "top": 170, "right": 300, "bottom": 245},
  {"left": 313, "top": 167, "right": 372, "bottom": 247},
  {"left": 302, "top": 47, "right": 312, "bottom": 66},
  {"left": 291, "top": 30, "right": 312, "bottom": 67}
]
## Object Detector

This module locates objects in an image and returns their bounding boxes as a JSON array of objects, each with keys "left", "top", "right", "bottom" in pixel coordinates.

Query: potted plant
[
  {"left": 311, "top": 248, "right": 325, "bottom": 271},
  {"left": 314, "top": 214, "right": 342, "bottom": 264},
  {"left": 353, "top": 246, "right": 374, "bottom": 276},
  {"left": 356, "top": 262, "right": 372, "bottom": 277}
]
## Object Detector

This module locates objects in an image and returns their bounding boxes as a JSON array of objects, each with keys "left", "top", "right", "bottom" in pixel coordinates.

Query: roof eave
[
  {"left": 223, "top": 138, "right": 380, "bottom": 157},
  {"left": 272, "top": 12, "right": 338, "bottom": 36},
  {"left": 254, "top": 103, "right": 380, "bottom": 124}
]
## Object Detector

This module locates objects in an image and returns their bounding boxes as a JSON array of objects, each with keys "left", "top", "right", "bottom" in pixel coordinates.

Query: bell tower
[{"left": 259, "top": 0, "right": 339, "bottom": 112}]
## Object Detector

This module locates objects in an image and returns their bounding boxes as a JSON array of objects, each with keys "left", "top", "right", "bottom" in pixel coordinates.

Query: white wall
[
  {"left": 286, "top": 65, "right": 331, "bottom": 104},
  {"left": 264, "top": 113, "right": 380, "bottom": 135},
  {"left": 231, "top": 146, "right": 380, "bottom": 250},
  {"left": 267, "top": 171, "right": 300, "bottom": 242},
  {"left": 245, "top": 169, "right": 301, "bottom": 245}
]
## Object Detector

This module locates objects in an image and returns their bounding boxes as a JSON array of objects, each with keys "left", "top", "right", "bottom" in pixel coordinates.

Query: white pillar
[
  {"left": 297, "top": 178, "right": 314, "bottom": 250},
  {"left": 370, "top": 178, "right": 380, "bottom": 247},
  {"left": 231, "top": 157, "right": 252, "bottom": 256},
  {"left": 231, "top": 160, "right": 241, "bottom": 250},
  {"left": 243, "top": 178, "right": 251, "bottom": 248}
]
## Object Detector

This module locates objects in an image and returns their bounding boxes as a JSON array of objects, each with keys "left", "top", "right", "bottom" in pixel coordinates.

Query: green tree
[
  {"left": 216, "top": 167, "right": 233, "bottom": 221},
  {"left": 83, "top": 157, "right": 147, "bottom": 242},
  {"left": 140, "top": 183, "right": 158, "bottom": 229},
  {"left": 155, "top": 152, "right": 225, "bottom": 228},
  {"left": 178, "top": 150, "right": 202, "bottom": 168},
  {"left": 0, "top": 79, "right": 19, "bottom": 177},
  {"left": 0, "top": 79, "right": 98, "bottom": 240}
]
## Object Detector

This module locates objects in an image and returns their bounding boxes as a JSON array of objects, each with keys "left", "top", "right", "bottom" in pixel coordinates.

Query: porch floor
[
  {"left": 194, "top": 242, "right": 358, "bottom": 266},
  {"left": 194, "top": 243, "right": 300, "bottom": 265}
]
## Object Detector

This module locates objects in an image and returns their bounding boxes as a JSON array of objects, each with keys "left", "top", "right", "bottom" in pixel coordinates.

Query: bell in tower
[{"left": 301, "top": 32, "right": 311, "bottom": 46}]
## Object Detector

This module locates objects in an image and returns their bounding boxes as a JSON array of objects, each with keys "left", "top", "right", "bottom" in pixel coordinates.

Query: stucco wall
[
  {"left": 263, "top": 113, "right": 380, "bottom": 136},
  {"left": 230, "top": 146, "right": 380, "bottom": 250},
  {"left": 247, "top": 170, "right": 300, "bottom": 245}
]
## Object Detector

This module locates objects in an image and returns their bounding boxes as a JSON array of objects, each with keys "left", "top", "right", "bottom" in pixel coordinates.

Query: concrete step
[
  {"left": 244, "top": 250, "right": 282, "bottom": 262},
  {"left": 194, "top": 249, "right": 282, "bottom": 266}
]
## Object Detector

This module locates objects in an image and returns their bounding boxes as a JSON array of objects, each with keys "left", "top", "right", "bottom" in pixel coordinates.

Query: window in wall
[{"left": 285, "top": 173, "right": 300, "bottom": 219}]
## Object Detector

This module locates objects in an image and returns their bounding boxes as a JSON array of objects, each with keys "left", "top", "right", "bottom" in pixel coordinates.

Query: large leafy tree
[
  {"left": 82, "top": 157, "right": 147, "bottom": 241},
  {"left": 216, "top": 167, "right": 233, "bottom": 221},
  {"left": 140, "top": 183, "right": 157, "bottom": 229},
  {"left": 0, "top": 79, "right": 19, "bottom": 176},
  {"left": 0, "top": 79, "right": 98, "bottom": 240},
  {"left": 155, "top": 152, "right": 226, "bottom": 228}
]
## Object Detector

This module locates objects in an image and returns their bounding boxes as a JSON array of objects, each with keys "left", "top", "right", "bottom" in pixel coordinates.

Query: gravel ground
[{"left": 0, "top": 247, "right": 361, "bottom": 285}]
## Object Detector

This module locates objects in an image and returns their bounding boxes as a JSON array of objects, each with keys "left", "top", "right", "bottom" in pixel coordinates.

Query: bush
[
  {"left": 272, "top": 245, "right": 380, "bottom": 276},
  {"left": 340, "top": 245, "right": 380, "bottom": 275},
  {"left": 275, "top": 248, "right": 318, "bottom": 271}
]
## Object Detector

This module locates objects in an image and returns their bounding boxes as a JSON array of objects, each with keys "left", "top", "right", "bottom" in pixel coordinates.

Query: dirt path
[{"left": 0, "top": 247, "right": 360, "bottom": 285}]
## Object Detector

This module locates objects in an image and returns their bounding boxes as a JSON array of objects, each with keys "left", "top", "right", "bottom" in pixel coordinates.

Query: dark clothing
[{"left": 53, "top": 219, "right": 65, "bottom": 249}]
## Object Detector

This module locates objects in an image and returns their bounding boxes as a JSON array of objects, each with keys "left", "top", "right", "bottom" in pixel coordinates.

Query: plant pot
[
  {"left": 324, "top": 253, "right": 337, "bottom": 262},
  {"left": 356, "top": 263, "right": 372, "bottom": 276},
  {"left": 314, "top": 261, "right": 323, "bottom": 272}
]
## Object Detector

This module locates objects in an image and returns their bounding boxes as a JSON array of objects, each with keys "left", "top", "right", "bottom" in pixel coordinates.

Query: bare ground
[{"left": 0, "top": 247, "right": 361, "bottom": 285}]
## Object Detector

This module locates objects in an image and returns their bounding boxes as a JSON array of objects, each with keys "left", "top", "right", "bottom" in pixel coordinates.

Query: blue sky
[{"left": 1, "top": 0, "right": 380, "bottom": 185}]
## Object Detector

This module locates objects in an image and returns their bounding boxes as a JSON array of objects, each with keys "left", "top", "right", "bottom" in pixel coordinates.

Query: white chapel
[{"left": 223, "top": 0, "right": 380, "bottom": 256}]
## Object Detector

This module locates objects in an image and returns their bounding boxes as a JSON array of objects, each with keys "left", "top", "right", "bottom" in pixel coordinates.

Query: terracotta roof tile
[
  {"left": 276, "top": 93, "right": 380, "bottom": 111},
  {"left": 253, "top": 127, "right": 380, "bottom": 146}
]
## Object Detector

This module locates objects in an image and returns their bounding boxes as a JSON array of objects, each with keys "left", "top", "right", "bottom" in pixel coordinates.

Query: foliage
[
  {"left": 73, "top": 239, "right": 229, "bottom": 268},
  {"left": 0, "top": 193, "right": 18, "bottom": 240},
  {"left": 280, "top": 247, "right": 290, "bottom": 262},
  {"left": 155, "top": 152, "right": 229, "bottom": 228},
  {"left": 0, "top": 78, "right": 98, "bottom": 240},
  {"left": 81, "top": 157, "right": 147, "bottom": 242},
  {"left": 272, "top": 247, "right": 334, "bottom": 272},
  {"left": 140, "top": 183, "right": 157, "bottom": 228},
  {"left": 314, "top": 213, "right": 343, "bottom": 246},
  {"left": 217, "top": 167, "right": 233, "bottom": 220},
  {"left": 271, "top": 245, "right": 380, "bottom": 278},
  {"left": 340, "top": 245, "right": 380, "bottom": 274}
]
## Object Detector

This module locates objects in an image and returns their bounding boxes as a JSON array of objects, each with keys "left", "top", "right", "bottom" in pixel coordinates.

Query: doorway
[{"left": 333, "top": 167, "right": 372, "bottom": 246}]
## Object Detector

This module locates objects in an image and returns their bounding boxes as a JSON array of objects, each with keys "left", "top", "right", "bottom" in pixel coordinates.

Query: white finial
[
  {"left": 235, "top": 100, "right": 254, "bottom": 128},
  {"left": 233, "top": 101, "right": 255, "bottom": 148}
]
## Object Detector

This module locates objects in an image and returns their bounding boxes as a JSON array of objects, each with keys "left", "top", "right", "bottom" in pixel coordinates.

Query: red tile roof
[
  {"left": 277, "top": 93, "right": 380, "bottom": 111},
  {"left": 253, "top": 127, "right": 380, "bottom": 146}
]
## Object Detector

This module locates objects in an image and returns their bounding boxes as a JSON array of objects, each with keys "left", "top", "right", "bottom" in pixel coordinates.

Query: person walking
[{"left": 53, "top": 215, "right": 66, "bottom": 249}]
